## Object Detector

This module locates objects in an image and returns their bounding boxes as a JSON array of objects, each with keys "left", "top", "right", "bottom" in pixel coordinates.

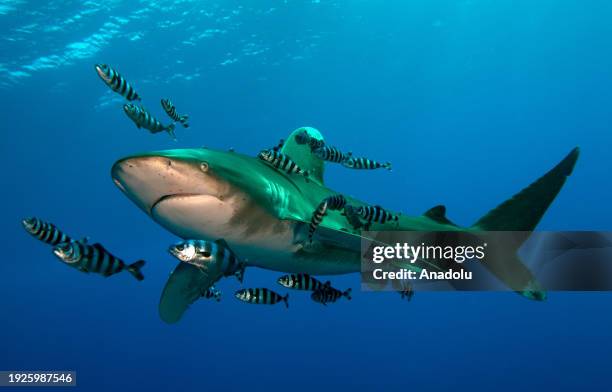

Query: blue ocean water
[{"left": 1, "top": 0, "right": 611, "bottom": 390}]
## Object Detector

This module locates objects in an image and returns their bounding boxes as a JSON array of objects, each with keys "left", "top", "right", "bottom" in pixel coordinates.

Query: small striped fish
[
  {"left": 324, "top": 194, "right": 348, "bottom": 211},
  {"left": 393, "top": 279, "right": 414, "bottom": 301},
  {"left": 258, "top": 149, "right": 309, "bottom": 179},
  {"left": 308, "top": 200, "right": 328, "bottom": 242},
  {"left": 123, "top": 104, "right": 176, "bottom": 140},
  {"left": 308, "top": 194, "right": 349, "bottom": 240},
  {"left": 342, "top": 157, "right": 392, "bottom": 171},
  {"left": 342, "top": 205, "right": 364, "bottom": 230},
  {"left": 277, "top": 273, "right": 328, "bottom": 291},
  {"left": 272, "top": 138, "right": 285, "bottom": 152},
  {"left": 168, "top": 239, "right": 245, "bottom": 282},
  {"left": 308, "top": 195, "right": 347, "bottom": 242},
  {"left": 399, "top": 286, "right": 414, "bottom": 301},
  {"left": 202, "top": 285, "right": 221, "bottom": 302},
  {"left": 161, "top": 99, "right": 189, "bottom": 128},
  {"left": 294, "top": 130, "right": 311, "bottom": 145},
  {"left": 235, "top": 288, "right": 289, "bottom": 308},
  {"left": 95, "top": 64, "right": 141, "bottom": 101},
  {"left": 53, "top": 240, "right": 145, "bottom": 281},
  {"left": 313, "top": 145, "right": 351, "bottom": 163},
  {"left": 294, "top": 130, "right": 325, "bottom": 151},
  {"left": 357, "top": 205, "right": 399, "bottom": 227},
  {"left": 311, "top": 285, "right": 352, "bottom": 305},
  {"left": 22, "top": 217, "right": 72, "bottom": 246}
]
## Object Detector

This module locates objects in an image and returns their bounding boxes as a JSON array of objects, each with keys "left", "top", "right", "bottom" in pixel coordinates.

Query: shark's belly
[{"left": 150, "top": 193, "right": 360, "bottom": 275}]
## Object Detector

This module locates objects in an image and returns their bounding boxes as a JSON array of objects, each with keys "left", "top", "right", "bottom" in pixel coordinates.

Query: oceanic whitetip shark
[{"left": 111, "top": 127, "right": 579, "bottom": 323}]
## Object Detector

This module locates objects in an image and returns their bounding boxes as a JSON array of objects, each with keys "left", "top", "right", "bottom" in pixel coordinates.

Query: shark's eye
[
  {"left": 176, "top": 244, "right": 184, "bottom": 251},
  {"left": 201, "top": 251, "right": 211, "bottom": 258},
  {"left": 200, "top": 162, "right": 209, "bottom": 172}
]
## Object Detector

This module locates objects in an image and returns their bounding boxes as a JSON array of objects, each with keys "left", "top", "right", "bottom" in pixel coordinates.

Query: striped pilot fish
[
  {"left": 53, "top": 240, "right": 145, "bottom": 281},
  {"left": 168, "top": 239, "right": 245, "bottom": 283},
  {"left": 202, "top": 285, "right": 222, "bottom": 302},
  {"left": 257, "top": 149, "right": 309, "bottom": 180},
  {"left": 294, "top": 130, "right": 325, "bottom": 151},
  {"left": 324, "top": 194, "right": 348, "bottom": 211},
  {"left": 308, "top": 200, "right": 328, "bottom": 242},
  {"left": 307, "top": 194, "right": 349, "bottom": 241},
  {"left": 235, "top": 288, "right": 289, "bottom": 308},
  {"left": 399, "top": 285, "right": 414, "bottom": 301},
  {"left": 123, "top": 104, "right": 176, "bottom": 140},
  {"left": 277, "top": 273, "right": 329, "bottom": 291},
  {"left": 356, "top": 205, "right": 399, "bottom": 228},
  {"left": 311, "top": 285, "right": 352, "bottom": 305},
  {"left": 313, "top": 145, "right": 351, "bottom": 163},
  {"left": 392, "top": 278, "right": 414, "bottom": 301},
  {"left": 272, "top": 138, "right": 285, "bottom": 152},
  {"left": 341, "top": 156, "right": 392, "bottom": 171},
  {"left": 161, "top": 99, "right": 189, "bottom": 128},
  {"left": 22, "top": 217, "right": 72, "bottom": 246},
  {"left": 95, "top": 64, "right": 141, "bottom": 101},
  {"left": 342, "top": 204, "right": 364, "bottom": 230}
]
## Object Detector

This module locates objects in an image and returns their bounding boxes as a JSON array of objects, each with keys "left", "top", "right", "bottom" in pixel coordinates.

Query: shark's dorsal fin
[
  {"left": 423, "top": 205, "right": 454, "bottom": 225},
  {"left": 280, "top": 127, "right": 325, "bottom": 185}
]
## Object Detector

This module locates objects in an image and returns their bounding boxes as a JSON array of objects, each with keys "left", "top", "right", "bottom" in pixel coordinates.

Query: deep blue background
[{"left": 1, "top": 1, "right": 611, "bottom": 391}]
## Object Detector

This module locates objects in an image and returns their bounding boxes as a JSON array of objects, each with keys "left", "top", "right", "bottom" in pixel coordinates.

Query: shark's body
[{"left": 111, "top": 127, "right": 579, "bottom": 323}]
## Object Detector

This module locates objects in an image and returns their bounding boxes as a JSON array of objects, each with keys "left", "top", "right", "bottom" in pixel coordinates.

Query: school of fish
[
  {"left": 95, "top": 64, "right": 188, "bottom": 140},
  {"left": 21, "top": 63, "right": 415, "bottom": 320}
]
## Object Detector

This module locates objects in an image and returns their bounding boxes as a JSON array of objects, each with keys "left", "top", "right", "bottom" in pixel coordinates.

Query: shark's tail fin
[
  {"left": 471, "top": 147, "right": 580, "bottom": 300},
  {"left": 472, "top": 147, "right": 579, "bottom": 232},
  {"left": 127, "top": 260, "right": 145, "bottom": 281},
  {"left": 282, "top": 294, "right": 289, "bottom": 308}
]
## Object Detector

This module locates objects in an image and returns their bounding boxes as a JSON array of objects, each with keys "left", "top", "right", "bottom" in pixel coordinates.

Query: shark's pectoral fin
[{"left": 159, "top": 262, "right": 218, "bottom": 324}]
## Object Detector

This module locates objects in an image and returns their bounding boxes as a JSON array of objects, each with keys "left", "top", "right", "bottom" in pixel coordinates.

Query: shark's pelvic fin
[
  {"left": 280, "top": 127, "right": 325, "bottom": 185},
  {"left": 472, "top": 147, "right": 579, "bottom": 232}
]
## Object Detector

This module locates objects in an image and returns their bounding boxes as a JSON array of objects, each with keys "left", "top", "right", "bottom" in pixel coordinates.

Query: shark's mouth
[
  {"left": 150, "top": 193, "right": 234, "bottom": 240},
  {"left": 150, "top": 193, "right": 205, "bottom": 214}
]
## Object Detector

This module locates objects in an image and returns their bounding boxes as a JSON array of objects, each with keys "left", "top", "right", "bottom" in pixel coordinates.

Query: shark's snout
[
  {"left": 111, "top": 154, "right": 220, "bottom": 215},
  {"left": 112, "top": 151, "right": 249, "bottom": 242}
]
